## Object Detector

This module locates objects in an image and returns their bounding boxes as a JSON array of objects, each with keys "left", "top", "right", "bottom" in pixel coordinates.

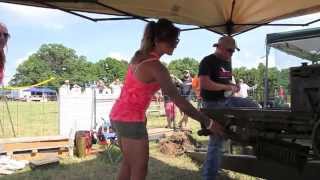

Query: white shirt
[
  {"left": 110, "top": 83, "right": 122, "bottom": 98},
  {"left": 238, "top": 83, "right": 250, "bottom": 98}
]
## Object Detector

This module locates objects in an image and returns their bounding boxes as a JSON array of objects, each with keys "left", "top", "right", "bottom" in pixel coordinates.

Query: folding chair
[{"left": 100, "top": 132, "right": 121, "bottom": 164}]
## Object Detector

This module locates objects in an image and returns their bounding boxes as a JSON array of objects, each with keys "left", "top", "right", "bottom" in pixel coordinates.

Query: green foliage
[
  {"left": 10, "top": 54, "right": 53, "bottom": 86},
  {"left": 233, "top": 63, "right": 289, "bottom": 101},
  {"left": 8, "top": 43, "right": 290, "bottom": 96},
  {"left": 94, "top": 57, "right": 128, "bottom": 84},
  {"left": 9, "top": 44, "right": 128, "bottom": 88},
  {"left": 168, "top": 57, "right": 199, "bottom": 78}
]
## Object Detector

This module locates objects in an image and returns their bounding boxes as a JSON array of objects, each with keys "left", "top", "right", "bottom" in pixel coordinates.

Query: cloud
[
  {"left": 257, "top": 53, "right": 276, "bottom": 68},
  {"left": 43, "top": 23, "right": 65, "bottom": 31},
  {"left": 107, "top": 52, "right": 129, "bottom": 61},
  {"left": 2, "top": 51, "right": 35, "bottom": 85},
  {"left": 1, "top": 3, "right": 66, "bottom": 31},
  {"left": 15, "top": 51, "right": 35, "bottom": 66},
  {"left": 233, "top": 51, "right": 261, "bottom": 69},
  {"left": 1, "top": 3, "right": 61, "bottom": 18}
]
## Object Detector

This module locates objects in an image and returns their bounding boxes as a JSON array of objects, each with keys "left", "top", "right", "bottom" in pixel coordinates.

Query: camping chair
[
  {"left": 98, "top": 127, "right": 121, "bottom": 164},
  {"left": 103, "top": 132, "right": 121, "bottom": 164}
]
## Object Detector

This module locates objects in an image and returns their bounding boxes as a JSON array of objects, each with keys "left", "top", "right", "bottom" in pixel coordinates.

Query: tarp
[
  {"left": 1, "top": 0, "right": 320, "bottom": 35},
  {"left": 266, "top": 27, "right": 320, "bottom": 62},
  {"left": 23, "top": 87, "right": 56, "bottom": 93}
]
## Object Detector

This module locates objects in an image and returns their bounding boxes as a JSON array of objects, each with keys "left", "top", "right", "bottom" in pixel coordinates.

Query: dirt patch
[{"left": 159, "top": 131, "right": 195, "bottom": 156}]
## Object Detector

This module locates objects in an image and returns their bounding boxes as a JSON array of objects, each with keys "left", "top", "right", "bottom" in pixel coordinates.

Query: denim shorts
[{"left": 110, "top": 120, "right": 148, "bottom": 139}]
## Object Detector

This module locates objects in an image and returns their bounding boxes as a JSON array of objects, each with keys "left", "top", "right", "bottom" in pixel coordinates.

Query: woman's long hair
[
  {"left": 131, "top": 19, "right": 180, "bottom": 64},
  {"left": 0, "top": 49, "right": 4, "bottom": 71},
  {"left": 0, "top": 23, "right": 9, "bottom": 72}
]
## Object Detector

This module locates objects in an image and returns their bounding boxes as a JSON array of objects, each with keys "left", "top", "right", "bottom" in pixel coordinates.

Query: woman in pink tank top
[
  {"left": 0, "top": 22, "right": 9, "bottom": 84},
  {"left": 109, "top": 19, "right": 223, "bottom": 180}
]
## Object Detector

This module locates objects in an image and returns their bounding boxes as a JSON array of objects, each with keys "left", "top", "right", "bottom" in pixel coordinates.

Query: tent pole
[
  {"left": 1, "top": 85, "right": 16, "bottom": 137},
  {"left": 263, "top": 46, "right": 270, "bottom": 108}
]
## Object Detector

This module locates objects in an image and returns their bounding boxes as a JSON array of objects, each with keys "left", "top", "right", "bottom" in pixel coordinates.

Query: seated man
[{"left": 199, "top": 36, "right": 259, "bottom": 180}]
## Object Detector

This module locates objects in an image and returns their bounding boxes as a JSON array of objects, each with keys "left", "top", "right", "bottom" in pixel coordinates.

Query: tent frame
[{"left": 1, "top": 0, "right": 320, "bottom": 36}]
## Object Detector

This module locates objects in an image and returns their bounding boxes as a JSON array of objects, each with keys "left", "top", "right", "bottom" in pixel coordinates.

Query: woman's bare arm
[{"left": 148, "top": 62, "right": 212, "bottom": 127}]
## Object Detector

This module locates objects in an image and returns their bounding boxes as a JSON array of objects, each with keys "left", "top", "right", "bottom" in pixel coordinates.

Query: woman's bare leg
[
  {"left": 117, "top": 138, "right": 130, "bottom": 180},
  {"left": 118, "top": 137, "right": 149, "bottom": 180}
]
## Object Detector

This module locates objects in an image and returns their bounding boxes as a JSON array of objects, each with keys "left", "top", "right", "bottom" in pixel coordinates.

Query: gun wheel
[{"left": 312, "top": 119, "right": 320, "bottom": 158}]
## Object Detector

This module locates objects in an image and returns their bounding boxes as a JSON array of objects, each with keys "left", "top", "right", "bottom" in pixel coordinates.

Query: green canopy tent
[{"left": 264, "top": 27, "right": 320, "bottom": 107}]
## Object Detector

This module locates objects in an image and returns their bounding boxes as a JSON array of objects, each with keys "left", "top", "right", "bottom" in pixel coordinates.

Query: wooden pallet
[{"left": 0, "top": 136, "right": 73, "bottom": 160}]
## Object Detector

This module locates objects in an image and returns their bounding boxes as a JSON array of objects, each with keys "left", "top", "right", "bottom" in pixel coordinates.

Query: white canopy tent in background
[{"left": 1, "top": 0, "right": 320, "bottom": 36}]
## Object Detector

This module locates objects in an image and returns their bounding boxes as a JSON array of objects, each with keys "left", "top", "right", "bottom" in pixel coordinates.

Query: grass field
[{"left": 0, "top": 101, "right": 59, "bottom": 138}]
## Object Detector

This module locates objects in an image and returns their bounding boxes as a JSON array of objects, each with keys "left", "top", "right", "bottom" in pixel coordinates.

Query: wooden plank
[
  {"left": 0, "top": 136, "right": 69, "bottom": 144},
  {"left": 29, "top": 157, "right": 59, "bottom": 170},
  {"left": 1, "top": 141, "right": 69, "bottom": 153},
  {"left": 0, "top": 169, "right": 14, "bottom": 175},
  {"left": 148, "top": 128, "right": 173, "bottom": 134},
  {"left": 31, "top": 149, "right": 38, "bottom": 157},
  {"left": 148, "top": 128, "right": 174, "bottom": 141},
  {"left": 13, "top": 151, "right": 69, "bottom": 161}
]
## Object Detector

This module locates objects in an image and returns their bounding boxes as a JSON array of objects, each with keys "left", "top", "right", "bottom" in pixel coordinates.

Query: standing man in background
[
  {"left": 237, "top": 79, "right": 257, "bottom": 98},
  {"left": 191, "top": 73, "right": 202, "bottom": 110},
  {"left": 199, "top": 36, "right": 259, "bottom": 180},
  {"left": 178, "top": 70, "right": 193, "bottom": 130}
]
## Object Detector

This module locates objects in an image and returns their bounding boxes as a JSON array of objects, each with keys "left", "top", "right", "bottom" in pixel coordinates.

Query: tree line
[{"left": 10, "top": 43, "right": 289, "bottom": 99}]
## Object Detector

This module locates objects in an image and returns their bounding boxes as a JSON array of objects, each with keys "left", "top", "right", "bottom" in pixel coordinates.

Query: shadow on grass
[{"left": 1, "top": 147, "right": 202, "bottom": 180}]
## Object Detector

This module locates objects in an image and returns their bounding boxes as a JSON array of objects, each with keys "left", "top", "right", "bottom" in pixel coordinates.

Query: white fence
[{"left": 59, "top": 87, "right": 118, "bottom": 137}]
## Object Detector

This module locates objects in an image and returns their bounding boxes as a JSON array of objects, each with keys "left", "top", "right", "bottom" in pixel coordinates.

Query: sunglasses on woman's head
[{"left": 0, "top": 32, "right": 10, "bottom": 39}]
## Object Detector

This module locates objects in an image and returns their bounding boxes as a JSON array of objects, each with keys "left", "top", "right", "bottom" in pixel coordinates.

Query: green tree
[
  {"left": 279, "top": 68, "right": 289, "bottom": 93},
  {"left": 10, "top": 54, "right": 53, "bottom": 86},
  {"left": 168, "top": 57, "right": 199, "bottom": 78},
  {"left": 10, "top": 44, "right": 97, "bottom": 88},
  {"left": 62, "top": 56, "right": 96, "bottom": 87},
  {"left": 94, "top": 57, "right": 128, "bottom": 84}
]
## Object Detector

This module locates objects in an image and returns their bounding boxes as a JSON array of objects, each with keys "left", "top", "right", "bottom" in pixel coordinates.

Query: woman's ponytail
[{"left": 140, "top": 21, "right": 156, "bottom": 54}]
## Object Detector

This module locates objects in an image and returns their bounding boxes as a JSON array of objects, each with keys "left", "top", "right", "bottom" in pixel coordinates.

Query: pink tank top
[{"left": 109, "top": 55, "right": 161, "bottom": 122}]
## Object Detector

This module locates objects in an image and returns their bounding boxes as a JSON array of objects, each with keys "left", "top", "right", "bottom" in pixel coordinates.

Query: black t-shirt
[{"left": 198, "top": 54, "right": 232, "bottom": 101}]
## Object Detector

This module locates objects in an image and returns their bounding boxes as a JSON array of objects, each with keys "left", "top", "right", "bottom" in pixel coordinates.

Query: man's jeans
[{"left": 202, "top": 97, "right": 259, "bottom": 180}]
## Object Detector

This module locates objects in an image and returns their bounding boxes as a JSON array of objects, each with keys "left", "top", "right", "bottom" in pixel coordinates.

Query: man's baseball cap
[{"left": 213, "top": 36, "right": 240, "bottom": 51}]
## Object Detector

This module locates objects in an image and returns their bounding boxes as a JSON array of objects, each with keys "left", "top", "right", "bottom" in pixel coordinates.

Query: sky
[{"left": 1, "top": 2, "right": 320, "bottom": 85}]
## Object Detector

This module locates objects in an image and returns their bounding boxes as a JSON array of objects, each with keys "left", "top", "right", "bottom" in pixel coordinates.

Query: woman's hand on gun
[{"left": 206, "top": 119, "right": 224, "bottom": 137}]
